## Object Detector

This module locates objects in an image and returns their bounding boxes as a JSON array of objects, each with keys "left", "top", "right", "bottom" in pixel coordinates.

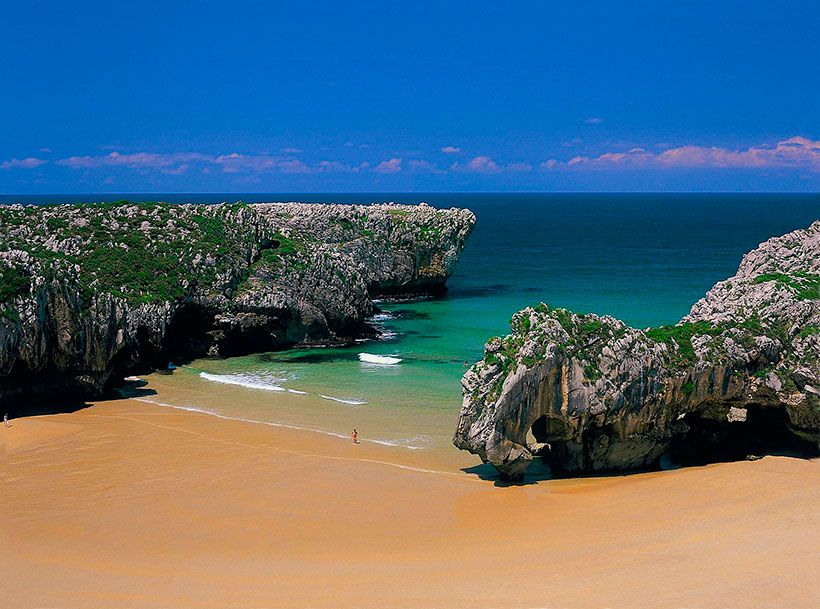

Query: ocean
[{"left": 7, "top": 193, "right": 820, "bottom": 463}]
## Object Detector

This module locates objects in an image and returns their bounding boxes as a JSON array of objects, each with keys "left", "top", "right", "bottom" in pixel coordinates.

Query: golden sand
[{"left": 2, "top": 398, "right": 818, "bottom": 609}]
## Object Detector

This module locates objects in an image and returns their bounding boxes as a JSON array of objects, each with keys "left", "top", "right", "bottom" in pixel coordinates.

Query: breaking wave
[
  {"left": 369, "top": 312, "right": 395, "bottom": 322},
  {"left": 199, "top": 372, "right": 286, "bottom": 392},
  {"left": 358, "top": 353, "right": 402, "bottom": 365},
  {"left": 319, "top": 394, "right": 368, "bottom": 405}
]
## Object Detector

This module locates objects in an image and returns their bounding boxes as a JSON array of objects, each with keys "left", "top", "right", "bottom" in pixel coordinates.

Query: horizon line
[{"left": 2, "top": 190, "right": 819, "bottom": 198}]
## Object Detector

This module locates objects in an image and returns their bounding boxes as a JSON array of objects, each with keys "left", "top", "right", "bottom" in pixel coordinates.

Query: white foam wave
[
  {"left": 369, "top": 312, "right": 395, "bottom": 322},
  {"left": 319, "top": 394, "right": 368, "bottom": 405},
  {"left": 287, "top": 389, "right": 307, "bottom": 395},
  {"left": 369, "top": 435, "right": 431, "bottom": 450},
  {"left": 199, "top": 372, "right": 285, "bottom": 392},
  {"left": 358, "top": 353, "right": 401, "bottom": 365}
]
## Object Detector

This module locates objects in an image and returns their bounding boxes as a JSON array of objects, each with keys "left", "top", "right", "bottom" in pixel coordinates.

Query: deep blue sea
[{"left": 6, "top": 193, "right": 819, "bottom": 456}]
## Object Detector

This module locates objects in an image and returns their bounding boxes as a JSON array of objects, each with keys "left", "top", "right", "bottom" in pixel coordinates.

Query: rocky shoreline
[
  {"left": 0, "top": 201, "right": 475, "bottom": 408},
  {"left": 454, "top": 221, "right": 820, "bottom": 480}
]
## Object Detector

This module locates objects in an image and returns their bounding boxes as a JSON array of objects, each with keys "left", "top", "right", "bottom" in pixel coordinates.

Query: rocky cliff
[
  {"left": 0, "top": 201, "right": 474, "bottom": 406},
  {"left": 454, "top": 221, "right": 820, "bottom": 480}
]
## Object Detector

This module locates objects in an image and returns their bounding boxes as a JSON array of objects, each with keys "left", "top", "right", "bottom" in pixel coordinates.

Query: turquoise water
[{"left": 137, "top": 193, "right": 819, "bottom": 453}]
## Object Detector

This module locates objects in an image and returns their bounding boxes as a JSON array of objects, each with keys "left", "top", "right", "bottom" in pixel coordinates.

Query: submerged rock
[
  {"left": 454, "top": 221, "right": 820, "bottom": 480},
  {"left": 0, "top": 201, "right": 474, "bottom": 406}
]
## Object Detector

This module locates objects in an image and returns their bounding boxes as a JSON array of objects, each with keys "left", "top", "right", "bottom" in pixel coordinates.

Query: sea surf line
[
  {"left": 199, "top": 372, "right": 286, "bottom": 392},
  {"left": 198, "top": 370, "right": 364, "bottom": 404},
  {"left": 319, "top": 395, "right": 368, "bottom": 405},
  {"left": 128, "top": 395, "right": 429, "bottom": 450}
]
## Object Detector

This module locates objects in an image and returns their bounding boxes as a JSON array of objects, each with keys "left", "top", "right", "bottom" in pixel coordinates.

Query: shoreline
[
  {"left": 2, "top": 396, "right": 819, "bottom": 609},
  {"left": 120, "top": 366, "right": 473, "bottom": 466}
]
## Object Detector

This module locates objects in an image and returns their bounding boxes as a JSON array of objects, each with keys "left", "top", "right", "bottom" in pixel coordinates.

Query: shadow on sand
[
  {"left": 6, "top": 400, "right": 93, "bottom": 421},
  {"left": 6, "top": 378, "right": 160, "bottom": 421},
  {"left": 462, "top": 458, "right": 680, "bottom": 487},
  {"left": 463, "top": 448, "right": 820, "bottom": 486},
  {"left": 462, "top": 458, "right": 556, "bottom": 487}
]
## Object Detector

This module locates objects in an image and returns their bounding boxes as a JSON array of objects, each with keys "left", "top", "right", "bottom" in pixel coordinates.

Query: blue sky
[{"left": 1, "top": 0, "right": 818, "bottom": 193}]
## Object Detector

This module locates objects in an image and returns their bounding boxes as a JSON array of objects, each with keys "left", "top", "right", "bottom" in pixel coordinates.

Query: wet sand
[{"left": 2, "top": 398, "right": 818, "bottom": 609}]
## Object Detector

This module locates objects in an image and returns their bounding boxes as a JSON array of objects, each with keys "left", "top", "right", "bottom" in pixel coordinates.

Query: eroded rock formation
[
  {"left": 454, "top": 221, "right": 820, "bottom": 480},
  {"left": 0, "top": 201, "right": 474, "bottom": 406}
]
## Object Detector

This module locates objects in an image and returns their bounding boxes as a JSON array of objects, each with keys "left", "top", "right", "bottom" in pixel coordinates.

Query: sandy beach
[{"left": 2, "top": 397, "right": 818, "bottom": 609}]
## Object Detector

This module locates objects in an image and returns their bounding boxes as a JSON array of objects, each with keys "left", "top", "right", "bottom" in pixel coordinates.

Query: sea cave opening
[
  {"left": 161, "top": 303, "right": 216, "bottom": 361},
  {"left": 526, "top": 415, "right": 569, "bottom": 458},
  {"left": 669, "top": 404, "right": 820, "bottom": 465}
]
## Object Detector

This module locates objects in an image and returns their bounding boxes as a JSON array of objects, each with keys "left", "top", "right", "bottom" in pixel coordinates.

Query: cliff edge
[
  {"left": 454, "top": 221, "right": 820, "bottom": 480},
  {"left": 0, "top": 201, "right": 474, "bottom": 406}
]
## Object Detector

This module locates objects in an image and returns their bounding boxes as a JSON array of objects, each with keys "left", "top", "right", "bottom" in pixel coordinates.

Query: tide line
[{"left": 130, "top": 396, "right": 426, "bottom": 450}]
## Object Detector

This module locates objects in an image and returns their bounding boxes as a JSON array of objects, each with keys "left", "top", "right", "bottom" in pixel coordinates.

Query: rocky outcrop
[
  {"left": 454, "top": 221, "right": 820, "bottom": 480},
  {"left": 0, "top": 201, "right": 474, "bottom": 406}
]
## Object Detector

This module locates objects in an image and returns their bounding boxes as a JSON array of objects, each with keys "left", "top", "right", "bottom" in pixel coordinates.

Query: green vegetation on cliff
[
  {"left": 0, "top": 202, "right": 260, "bottom": 305},
  {"left": 753, "top": 271, "right": 820, "bottom": 300},
  {"left": 800, "top": 325, "right": 820, "bottom": 338},
  {"left": 645, "top": 321, "right": 717, "bottom": 367},
  {"left": 0, "top": 267, "right": 30, "bottom": 303},
  {"left": 252, "top": 232, "right": 309, "bottom": 275},
  {"left": 0, "top": 266, "right": 30, "bottom": 319}
]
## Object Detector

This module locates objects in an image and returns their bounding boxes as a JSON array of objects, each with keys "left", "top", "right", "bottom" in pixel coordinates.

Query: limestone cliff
[
  {"left": 0, "top": 201, "right": 474, "bottom": 406},
  {"left": 454, "top": 221, "right": 820, "bottom": 480}
]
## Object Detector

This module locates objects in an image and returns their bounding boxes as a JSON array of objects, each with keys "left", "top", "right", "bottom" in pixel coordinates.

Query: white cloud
[
  {"left": 1, "top": 157, "right": 48, "bottom": 170},
  {"left": 57, "top": 151, "right": 207, "bottom": 169},
  {"left": 213, "top": 153, "right": 276, "bottom": 173},
  {"left": 441, "top": 146, "right": 462, "bottom": 154},
  {"left": 277, "top": 159, "right": 311, "bottom": 174},
  {"left": 316, "top": 160, "right": 353, "bottom": 173},
  {"left": 374, "top": 158, "right": 402, "bottom": 174},
  {"left": 469, "top": 156, "right": 498, "bottom": 172},
  {"left": 24, "top": 135, "right": 817, "bottom": 182},
  {"left": 584, "top": 117, "right": 604, "bottom": 124},
  {"left": 408, "top": 160, "right": 443, "bottom": 173},
  {"left": 451, "top": 156, "right": 534, "bottom": 174},
  {"left": 161, "top": 164, "right": 190, "bottom": 175},
  {"left": 452, "top": 156, "right": 499, "bottom": 173},
  {"left": 541, "top": 136, "right": 820, "bottom": 171}
]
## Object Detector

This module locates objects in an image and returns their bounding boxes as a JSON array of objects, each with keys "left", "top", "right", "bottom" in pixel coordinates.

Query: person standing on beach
[
  {"left": 3, "top": 413, "right": 10, "bottom": 428},
  {"left": 351, "top": 429, "right": 358, "bottom": 444}
]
